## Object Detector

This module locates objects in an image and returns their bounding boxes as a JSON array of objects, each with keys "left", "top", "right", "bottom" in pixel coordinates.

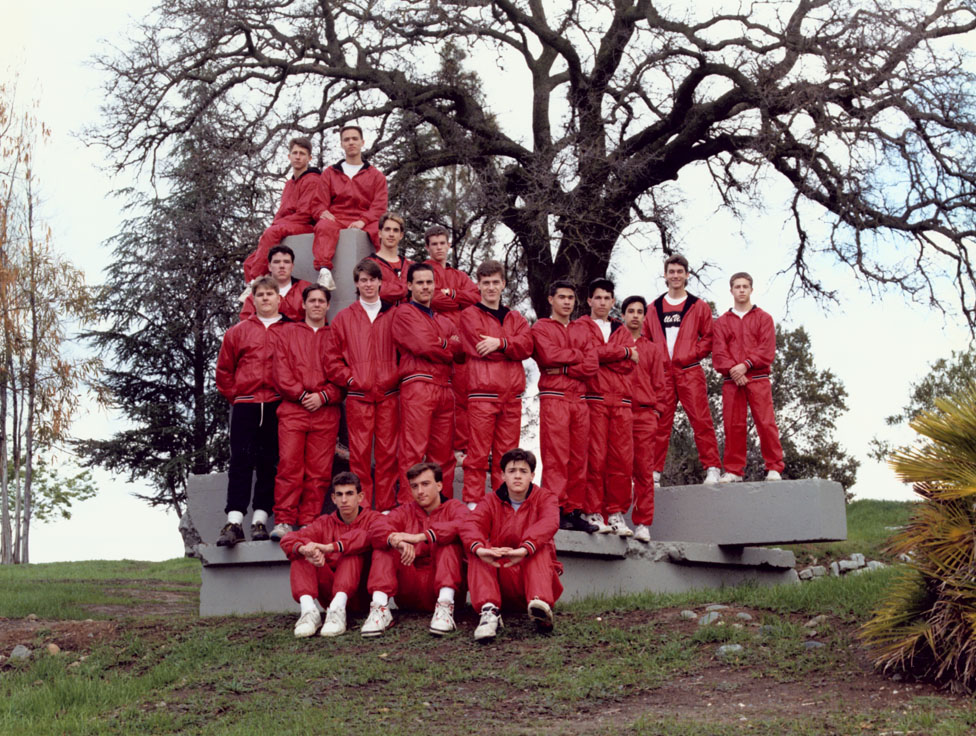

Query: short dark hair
[
  {"left": 268, "top": 244, "right": 295, "bottom": 263},
  {"left": 424, "top": 225, "right": 450, "bottom": 245},
  {"left": 621, "top": 295, "right": 646, "bottom": 313},
  {"left": 379, "top": 212, "right": 404, "bottom": 232},
  {"left": 289, "top": 137, "right": 312, "bottom": 154},
  {"left": 500, "top": 448, "right": 537, "bottom": 473},
  {"left": 339, "top": 124, "right": 363, "bottom": 138},
  {"left": 588, "top": 277, "right": 615, "bottom": 298},
  {"left": 251, "top": 275, "right": 278, "bottom": 296},
  {"left": 407, "top": 262, "right": 434, "bottom": 282},
  {"left": 664, "top": 254, "right": 689, "bottom": 273},
  {"left": 548, "top": 279, "right": 576, "bottom": 297},
  {"left": 475, "top": 260, "right": 505, "bottom": 282},
  {"left": 353, "top": 258, "right": 382, "bottom": 282},
  {"left": 406, "top": 461, "right": 443, "bottom": 483},
  {"left": 729, "top": 271, "right": 753, "bottom": 287},
  {"left": 331, "top": 471, "right": 362, "bottom": 493},
  {"left": 302, "top": 284, "right": 331, "bottom": 303}
]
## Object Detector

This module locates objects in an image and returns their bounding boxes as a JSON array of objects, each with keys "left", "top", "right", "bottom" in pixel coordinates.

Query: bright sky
[{"left": 1, "top": 2, "right": 971, "bottom": 563}]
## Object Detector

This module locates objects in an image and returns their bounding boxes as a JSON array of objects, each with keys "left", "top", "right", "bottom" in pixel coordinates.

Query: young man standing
[
  {"left": 366, "top": 212, "right": 414, "bottom": 306},
  {"left": 242, "top": 137, "right": 320, "bottom": 287},
  {"left": 281, "top": 472, "right": 403, "bottom": 638},
  {"left": 531, "top": 281, "right": 598, "bottom": 533},
  {"left": 327, "top": 259, "right": 400, "bottom": 511},
  {"left": 621, "top": 295, "right": 668, "bottom": 543},
  {"left": 712, "top": 272, "right": 785, "bottom": 482},
  {"left": 644, "top": 254, "right": 722, "bottom": 485},
  {"left": 576, "top": 278, "right": 637, "bottom": 536},
  {"left": 215, "top": 276, "right": 287, "bottom": 546},
  {"left": 312, "top": 125, "right": 388, "bottom": 290},
  {"left": 393, "top": 263, "right": 464, "bottom": 501},
  {"left": 384, "top": 462, "right": 470, "bottom": 635},
  {"left": 459, "top": 260, "right": 534, "bottom": 508},
  {"left": 270, "top": 285, "right": 345, "bottom": 540},
  {"left": 461, "top": 449, "right": 563, "bottom": 641},
  {"left": 239, "top": 245, "right": 312, "bottom": 323}
]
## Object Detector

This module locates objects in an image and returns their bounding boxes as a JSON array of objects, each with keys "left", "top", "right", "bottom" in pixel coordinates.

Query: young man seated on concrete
[
  {"left": 384, "top": 462, "right": 470, "bottom": 636},
  {"left": 280, "top": 471, "right": 406, "bottom": 639},
  {"left": 461, "top": 449, "right": 563, "bottom": 642},
  {"left": 239, "top": 245, "right": 312, "bottom": 323}
]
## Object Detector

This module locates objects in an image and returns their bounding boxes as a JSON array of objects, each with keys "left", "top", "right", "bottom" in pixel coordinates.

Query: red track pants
[
  {"left": 311, "top": 218, "right": 379, "bottom": 270},
  {"left": 273, "top": 402, "right": 340, "bottom": 526},
  {"left": 347, "top": 396, "right": 400, "bottom": 511},
  {"left": 721, "top": 378, "right": 785, "bottom": 476},
  {"left": 461, "top": 399, "right": 521, "bottom": 503},
  {"left": 538, "top": 394, "right": 589, "bottom": 512},
  {"left": 398, "top": 381, "right": 456, "bottom": 503},
  {"left": 585, "top": 402, "right": 634, "bottom": 517},
  {"left": 289, "top": 549, "right": 396, "bottom": 608},
  {"left": 631, "top": 407, "right": 658, "bottom": 526},
  {"left": 243, "top": 221, "right": 314, "bottom": 283},
  {"left": 653, "top": 363, "right": 721, "bottom": 472},
  {"left": 468, "top": 551, "right": 563, "bottom": 611},
  {"left": 391, "top": 543, "right": 465, "bottom": 612}
]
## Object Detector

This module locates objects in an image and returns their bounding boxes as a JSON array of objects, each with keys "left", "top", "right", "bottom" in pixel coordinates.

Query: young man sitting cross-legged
[
  {"left": 460, "top": 449, "right": 563, "bottom": 642},
  {"left": 384, "top": 462, "right": 471, "bottom": 636},
  {"left": 280, "top": 472, "right": 406, "bottom": 639}
]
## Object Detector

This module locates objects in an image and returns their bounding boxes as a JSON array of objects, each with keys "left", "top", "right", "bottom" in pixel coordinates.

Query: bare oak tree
[{"left": 92, "top": 0, "right": 976, "bottom": 321}]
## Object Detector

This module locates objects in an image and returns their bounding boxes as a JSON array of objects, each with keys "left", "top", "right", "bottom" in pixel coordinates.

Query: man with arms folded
[
  {"left": 281, "top": 472, "right": 405, "bottom": 639},
  {"left": 239, "top": 245, "right": 311, "bottom": 323},
  {"left": 711, "top": 272, "right": 785, "bottom": 483},
  {"left": 384, "top": 462, "right": 470, "bottom": 636},
  {"left": 461, "top": 448, "right": 563, "bottom": 641},
  {"left": 644, "top": 254, "right": 722, "bottom": 485},
  {"left": 312, "top": 125, "right": 388, "bottom": 290},
  {"left": 459, "top": 260, "right": 534, "bottom": 509},
  {"left": 365, "top": 212, "right": 414, "bottom": 306},
  {"left": 531, "top": 280, "right": 599, "bottom": 533},
  {"left": 215, "top": 276, "right": 288, "bottom": 546}
]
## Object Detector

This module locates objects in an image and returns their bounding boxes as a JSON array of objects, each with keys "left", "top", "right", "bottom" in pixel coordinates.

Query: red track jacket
[
  {"left": 643, "top": 294, "right": 714, "bottom": 368},
  {"left": 327, "top": 300, "right": 400, "bottom": 402},
  {"left": 532, "top": 318, "right": 599, "bottom": 396},
  {"left": 384, "top": 497, "right": 470, "bottom": 557},
  {"left": 280, "top": 507, "right": 393, "bottom": 563},
  {"left": 367, "top": 254, "right": 414, "bottom": 306},
  {"left": 239, "top": 278, "right": 312, "bottom": 322},
  {"left": 460, "top": 483, "right": 561, "bottom": 563},
  {"left": 392, "top": 301, "right": 463, "bottom": 385},
  {"left": 460, "top": 304, "right": 534, "bottom": 401},
  {"left": 271, "top": 321, "right": 345, "bottom": 406},
  {"left": 215, "top": 315, "right": 289, "bottom": 404},
  {"left": 712, "top": 306, "right": 776, "bottom": 380},
  {"left": 316, "top": 161, "right": 388, "bottom": 226},
  {"left": 426, "top": 259, "right": 479, "bottom": 324},
  {"left": 273, "top": 168, "right": 321, "bottom": 226},
  {"left": 630, "top": 334, "right": 669, "bottom": 414},
  {"left": 575, "top": 316, "right": 635, "bottom": 405}
]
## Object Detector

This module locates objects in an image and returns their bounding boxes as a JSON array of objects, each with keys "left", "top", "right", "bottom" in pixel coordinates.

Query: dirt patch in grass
[
  {"left": 0, "top": 617, "right": 118, "bottom": 657},
  {"left": 82, "top": 583, "right": 198, "bottom": 617}
]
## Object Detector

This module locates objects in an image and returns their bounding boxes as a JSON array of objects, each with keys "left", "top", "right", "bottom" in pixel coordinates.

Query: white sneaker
[
  {"left": 607, "top": 512, "right": 634, "bottom": 537},
  {"left": 527, "top": 598, "right": 554, "bottom": 631},
  {"left": 584, "top": 513, "right": 613, "bottom": 534},
  {"left": 429, "top": 601, "right": 456, "bottom": 636},
  {"left": 269, "top": 522, "right": 293, "bottom": 541},
  {"left": 466, "top": 501, "right": 477, "bottom": 511},
  {"left": 652, "top": 471, "right": 661, "bottom": 485},
  {"left": 317, "top": 268, "right": 336, "bottom": 291},
  {"left": 293, "top": 609, "right": 322, "bottom": 638},
  {"left": 719, "top": 472, "right": 743, "bottom": 483},
  {"left": 474, "top": 604, "right": 502, "bottom": 641},
  {"left": 360, "top": 602, "right": 394, "bottom": 637},
  {"left": 703, "top": 467, "right": 722, "bottom": 485},
  {"left": 238, "top": 283, "right": 253, "bottom": 304},
  {"left": 319, "top": 607, "right": 346, "bottom": 637},
  {"left": 634, "top": 524, "right": 651, "bottom": 543},
  {"left": 765, "top": 470, "right": 783, "bottom": 481}
]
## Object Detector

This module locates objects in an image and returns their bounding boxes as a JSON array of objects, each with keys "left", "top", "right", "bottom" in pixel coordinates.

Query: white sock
[
  {"left": 371, "top": 591, "right": 389, "bottom": 607},
  {"left": 437, "top": 588, "right": 455, "bottom": 604},
  {"left": 329, "top": 592, "right": 348, "bottom": 612},
  {"left": 299, "top": 595, "right": 316, "bottom": 615},
  {"left": 252, "top": 509, "right": 269, "bottom": 526},
  {"left": 227, "top": 511, "right": 244, "bottom": 525}
]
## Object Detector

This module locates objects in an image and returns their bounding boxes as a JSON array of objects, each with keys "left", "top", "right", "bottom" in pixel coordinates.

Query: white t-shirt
[
  {"left": 593, "top": 318, "right": 612, "bottom": 343},
  {"left": 258, "top": 315, "right": 282, "bottom": 328},
  {"left": 663, "top": 294, "right": 687, "bottom": 358},
  {"left": 279, "top": 282, "right": 292, "bottom": 298},
  {"left": 342, "top": 162, "right": 363, "bottom": 179},
  {"left": 732, "top": 306, "right": 750, "bottom": 319},
  {"left": 360, "top": 298, "right": 382, "bottom": 323}
]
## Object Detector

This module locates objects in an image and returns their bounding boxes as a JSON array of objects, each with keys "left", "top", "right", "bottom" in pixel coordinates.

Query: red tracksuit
[
  {"left": 712, "top": 306, "right": 785, "bottom": 476},
  {"left": 367, "top": 253, "right": 414, "bottom": 306},
  {"left": 243, "top": 168, "right": 320, "bottom": 282},
  {"left": 271, "top": 321, "right": 344, "bottom": 526},
  {"left": 426, "top": 259, "right": 480, "bottom": 453},
  {"left": 628, "top": 334, "right": 668, "bottom": 526},
  {"left": 644, "top": 294, "right": 721, "bottom": 472},
  {"left": 532, "top": 318, "right": 598, "bottom": 512},
  {"left": 461, "top": 483, "right": 563, "bottom": 611},
  {"left": 312, "top": 162, "right": 388, "bottom": 270},
  {"left": 239, "top": 278, "right": 312, "bottom": 323},
  {"left": 281, "top": 507, "right": 397, "bottom": 610},
  {"left": 384, "top": 497, "right": 469, "bottom": 611},
  {"left": 327, "top": 300, "right": 401, "bottom": 511},
  {"left": 392, "top": 302, "right": 464, "bottom": 502},
  {"left": 577, "top": 316, "right": 635, "bottom": 517},
  {"left": 459, "top": 304, "right": 534, "bottom": 503}
]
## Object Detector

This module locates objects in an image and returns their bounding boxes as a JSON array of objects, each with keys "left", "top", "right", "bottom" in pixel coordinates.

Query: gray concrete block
[
  {"left": 554, "top": 530, "right": 628, "bottom": 559},
  {"left": 281, "top": 230, "right": 373, "bottom": 320},
  {"left": 646, "top": 479, "right": 846, "bottom": 545},
  {"left": 661, "top": 542, "right": 795, "bottom": 569}
]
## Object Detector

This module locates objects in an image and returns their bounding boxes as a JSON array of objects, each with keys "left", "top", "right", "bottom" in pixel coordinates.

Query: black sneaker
[
  {"left": 250, "top": 522, "right": 270, "bottom": 541},
  {"left": 216, "top": 522, "right": 245, "bottom": 547},
  {"left": 559, "top": 510, "right": 576, "bottom": 530},
  {"left": 566, "top": 509, "right": 599, "bottom": 533}
]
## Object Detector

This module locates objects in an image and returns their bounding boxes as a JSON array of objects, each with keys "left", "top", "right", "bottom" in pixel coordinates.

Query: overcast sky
[{"left": 2, "top": 2, "right": 972, "bottom": 563}]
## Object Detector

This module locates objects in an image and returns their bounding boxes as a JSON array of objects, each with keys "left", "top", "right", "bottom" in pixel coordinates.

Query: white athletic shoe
[
  {"left": 634, "top": 524, "right": 651, "bottom": 543},
  {"left": 360, "top": 602, "right": 394, "bottom": 637},
  {"left": 317, "top": 268, "right": 336, "bottom": 291},
  {"left": 467, "top": 501, "right": 477, "bottom": 511},
  {"left": 765, "top": 470, "right": 783, "bottom": 481},
  {"left": 652, "top": 471, "right": 661, "bottom": 485},
  {"left": 474, "top": 604, "right": 502, "bottom": 642},
  {"left": 293, "top": 609, "right": 322, "bottom": 638},
  {"left": 269, "top": 522, "right": 293, "bottom": 541},
  {"left": 238, "top": 284, "right": 252, "bottom": 304},
  {"left": 703, "top": 467, "right": 722, "bottom": 485},
  {"left": 607, "top": 512, "right": 634, "bottom": 537},
  {"left": 319, "top": 607, "right": 346, "bottom": 637},
  {"left": 584, "top": 513, "right": 613, "bottom": 534},
  {"left": 429, "top": 601, "right": 456, "bottom": 636},
  {"left": 719, "top": 472, "right": 743, "bottom": 484},
  {"left": 527, "top": 598, "right": 554, "bottom": 631}
]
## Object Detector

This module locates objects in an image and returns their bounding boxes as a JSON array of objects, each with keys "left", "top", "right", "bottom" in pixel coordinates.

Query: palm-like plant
[{"left": 860, "top": 382, "right": 976, "bottom": 693}]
